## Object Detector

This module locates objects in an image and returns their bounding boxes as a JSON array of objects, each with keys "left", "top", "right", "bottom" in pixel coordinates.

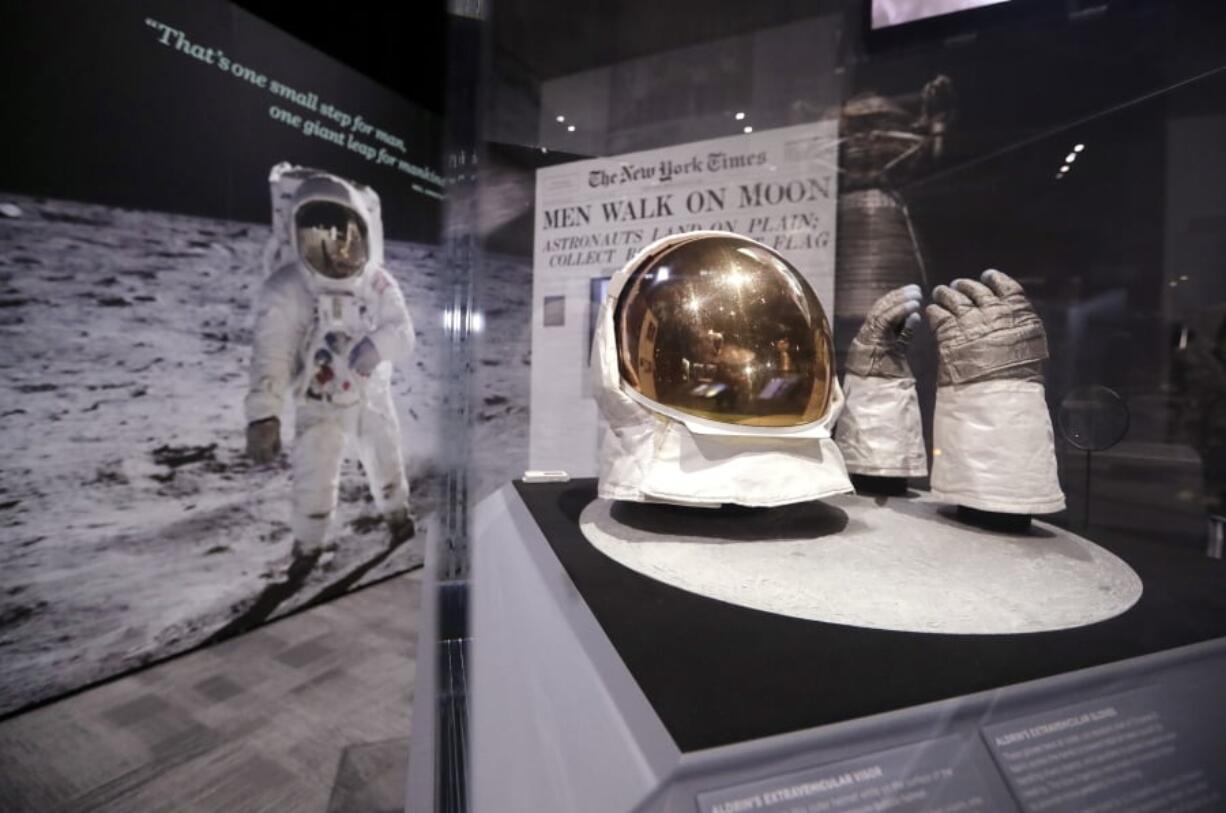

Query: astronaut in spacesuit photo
[{"left": 244, "top": 167, "right": 416, "bottom": 583}]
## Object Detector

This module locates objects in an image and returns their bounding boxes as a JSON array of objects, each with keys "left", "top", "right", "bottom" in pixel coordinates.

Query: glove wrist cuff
[
  {"left": 845, "top": 336, "right": 911, "bottom": 379},
  {"left": 937, "top": 359, "right": 1045, "bottom": 387},
  {"left": 930, "top": 379, "right": 1065, "bottom": 514},
  {"left": 937, "top": 328, "right": 1048, "bottom": 385},
  {"left": 835, "top": 374, "right": 928, "bottom": 478}
]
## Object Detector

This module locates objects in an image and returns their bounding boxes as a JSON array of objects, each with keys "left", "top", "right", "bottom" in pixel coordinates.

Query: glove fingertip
[
  {"left": 925, "top": 302, "right": 952, "bottom": 325},
  {"left": 903, "top": 311, "right": 922, "bottom": 330}
]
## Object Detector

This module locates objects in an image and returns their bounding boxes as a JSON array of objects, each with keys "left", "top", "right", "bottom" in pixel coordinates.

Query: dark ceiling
[
  {"left": 232, "top": 0, "right": 450, "bottom": 114},
  {"left": 491, "top": 0, "right": 844, "bottom": 80},
  {"left": 230, "top": 0, "right": 847, "bottom": 115},
  {"left": 226, "top": 0, "right": 1226, "bottom": 120}
]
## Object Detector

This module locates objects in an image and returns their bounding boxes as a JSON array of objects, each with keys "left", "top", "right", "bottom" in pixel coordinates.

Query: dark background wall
[{"left": 0, "top": 0, "right": 443, "bottom": 242}]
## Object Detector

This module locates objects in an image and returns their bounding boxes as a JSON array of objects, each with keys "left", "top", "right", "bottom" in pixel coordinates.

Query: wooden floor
[{"left": 0, "top": 571, "right": 422, "bottom": 813}]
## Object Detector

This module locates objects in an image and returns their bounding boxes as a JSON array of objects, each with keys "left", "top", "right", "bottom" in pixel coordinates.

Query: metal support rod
[{"left": 1208, "top": 515, "right": 1225, "bottom": 560}]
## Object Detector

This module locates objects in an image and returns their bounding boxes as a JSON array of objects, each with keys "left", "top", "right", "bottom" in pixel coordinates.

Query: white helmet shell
[
  {"left": 262, "top": 163, "right": 385, "bottom": 292},
  {"left": 592, "top": 231, "right": 853, "bottom": 507}
]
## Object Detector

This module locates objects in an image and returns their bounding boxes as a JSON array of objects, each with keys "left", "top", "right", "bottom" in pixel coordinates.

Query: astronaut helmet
[
  {"left": 295, "top": 200, "right": 368, "bottom": 280},
  {"left": 592, "top": 231, "right": 853, "bottom": 507},
  {"left": 290, "top": 174, "right": 376, "bottom": 283}
]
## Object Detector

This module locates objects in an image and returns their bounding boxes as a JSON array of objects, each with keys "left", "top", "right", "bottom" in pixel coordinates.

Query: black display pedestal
[{"left": 464, "top": 480, "right": 1226, "bottom": 812}]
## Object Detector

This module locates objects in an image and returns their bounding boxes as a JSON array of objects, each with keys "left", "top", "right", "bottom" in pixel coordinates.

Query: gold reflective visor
[
  {"left": 615, "top": 235, "right": 834, "bottom": 428},
  {"left": 295, "top": 201, "right": 369, "bottom": 280}
]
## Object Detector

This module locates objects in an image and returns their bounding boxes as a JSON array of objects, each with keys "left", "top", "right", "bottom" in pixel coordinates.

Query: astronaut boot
[
  {"left": 287, "top": 540, "right": 325, "bottom": 580},
  {"left": 261, "top": 539, "right": 324, "bottom": 582},
  {"left": 320, "top": 541, "right": 342, "bottom": 570},
  {"left": 385, "top": 507, "right": 416, "bottom": 550}
]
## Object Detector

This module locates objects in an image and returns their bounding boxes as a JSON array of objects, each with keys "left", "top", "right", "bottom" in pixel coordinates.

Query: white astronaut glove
[
  {"left": 845, "top": 284, "right": 922, "bottom": 380},
  {"left": 246, "top": 417, "right": 282, "bottom": 464},
  {"left": 925, "top": 270, "right": 1065, "bottom": 514},
  {"left": 835, "top": 285, "right": 929, "bottom": 478}
]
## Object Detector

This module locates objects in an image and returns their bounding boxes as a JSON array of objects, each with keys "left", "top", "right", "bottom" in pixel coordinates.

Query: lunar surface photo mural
[{"left": 0, "top": 2, "right": 444, "bottom": 715}]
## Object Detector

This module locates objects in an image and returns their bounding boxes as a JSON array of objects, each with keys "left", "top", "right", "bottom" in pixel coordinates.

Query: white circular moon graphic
[{"left": 579, "top": 493, "right": 1142, "bottom": 635}]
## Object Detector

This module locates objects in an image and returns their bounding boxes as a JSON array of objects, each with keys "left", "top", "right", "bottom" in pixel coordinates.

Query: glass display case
[{"left": 410, "top": 1, "right": 1226, "bottom": 810}]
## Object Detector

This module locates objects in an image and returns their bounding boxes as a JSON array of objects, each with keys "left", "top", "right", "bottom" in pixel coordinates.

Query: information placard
[
  {"left": 697, "top": 735, "right": 1016, "bottom": 813},
  {"left": 981, "top": 686, "right": 1226, "bottom": 812}
]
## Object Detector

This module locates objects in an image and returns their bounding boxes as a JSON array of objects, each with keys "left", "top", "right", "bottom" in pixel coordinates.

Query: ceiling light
[
  {"left": 735, "top": 112, "right": 745, "bottom": 120},
  {"left": 567, "top": 125, "right": 575, "bottom": 132},
  {"left": 1066, "top": 153, "right": 1077, "bottom": 163},
  {"left": 1074, "top": 144, "right": 1085, "bottom": 152},
  {"left": 743, "top": 126, "right": 753, "bottom": 134},
  {"left": 556, "top": 115, "right": 565, "bottom": 123},
  {"left": 1060, "top": 165, "right": 1070, "bottom": 173}
]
